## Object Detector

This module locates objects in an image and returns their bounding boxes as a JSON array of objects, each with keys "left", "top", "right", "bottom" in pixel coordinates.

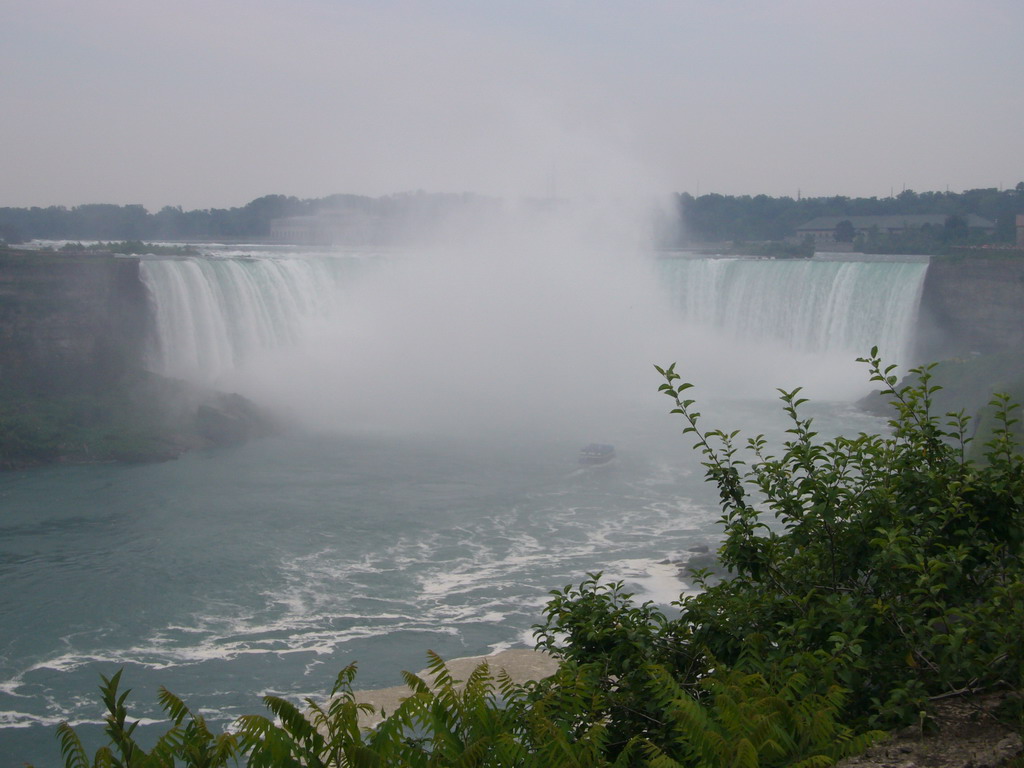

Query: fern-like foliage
[
  {"left": 37, "top": 668, "right": 242, "bottom": 768},
  {"left": 637, "top": 662, "right": 882, "bottom": 768}
]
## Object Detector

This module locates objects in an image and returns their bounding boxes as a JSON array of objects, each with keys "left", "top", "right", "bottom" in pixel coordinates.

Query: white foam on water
[
  {"left": 515, "top": 628, "right": 538, "bottom": 647},
  {"left": 0, "top": 678, "right": 28, "bottom": 698},
  {"left": 0, "top": 433, "right": 731, "bottom": 753},
  {"left": 7, "top": 487, "right": 717, "bottom": 710},
  {"left": 600, "top": 558, "right": 688, "bottom": 607},
  {"left": 0, "top": 709, "right": 104, "bottom": 729}
]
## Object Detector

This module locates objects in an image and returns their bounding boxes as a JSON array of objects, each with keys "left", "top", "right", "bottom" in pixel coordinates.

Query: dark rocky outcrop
[
  {"left": 0, "top": 248, "right": 278, "bottom": 468},
  {"left": 196, "top": 392, "right": 279, "bottom": 447}
]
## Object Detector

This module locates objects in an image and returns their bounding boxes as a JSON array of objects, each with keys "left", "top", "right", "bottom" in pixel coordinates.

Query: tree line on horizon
[
  {"left": 676, "top": 183, "right": 1024, "bottom": 246},
  {"left": 1, "top": 184, "right": 1022, "bottom": 248}
]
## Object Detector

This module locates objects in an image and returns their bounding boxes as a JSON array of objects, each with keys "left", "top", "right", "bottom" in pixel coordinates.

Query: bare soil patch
[{"left": 837, "top": 693, "right": 1022, "bottom": 768}]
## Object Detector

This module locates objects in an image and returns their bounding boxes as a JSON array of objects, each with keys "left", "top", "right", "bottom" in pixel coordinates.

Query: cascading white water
[
  {"left": 138, "top": 243, "right": 679, "bottom": 435},
  {"left": 139, "top": 248, "right": 931, "bottom": 429},
  {"left": 140, "top": 255, "right": 378, "bottom": 385},
  {"left": 657, "top": 255, "right": 929, "bottom": 363}
]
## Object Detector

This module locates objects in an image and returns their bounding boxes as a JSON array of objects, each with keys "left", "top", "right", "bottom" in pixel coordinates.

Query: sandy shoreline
[{"left": 350, "top": 649, "right": 559, "bottom": 727}]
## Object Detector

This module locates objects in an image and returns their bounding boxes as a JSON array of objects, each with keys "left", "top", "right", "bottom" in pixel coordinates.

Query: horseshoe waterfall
[{"left": 138, "top": 250, "right": 929, "bottom": 411}]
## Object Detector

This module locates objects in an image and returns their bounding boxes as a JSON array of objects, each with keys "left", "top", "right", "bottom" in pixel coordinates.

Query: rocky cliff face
[
  {"left": 916, "top": 257, "right": 1024, "bottom": 359},
  {"left": 0, "top": 249, "right": 278, "bottom": 467},
  {"left": 0, "top": 251, "right": 149, "bottom": 394}
]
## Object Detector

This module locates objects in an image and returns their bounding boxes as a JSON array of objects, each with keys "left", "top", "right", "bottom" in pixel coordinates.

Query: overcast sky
[{"left": 2, "top": 0, "right": 1022, "bottom": 211}]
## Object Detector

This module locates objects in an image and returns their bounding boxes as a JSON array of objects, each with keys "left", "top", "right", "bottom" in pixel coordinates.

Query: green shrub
[{"left": 652, "top": 350, "right": 1024, "bottom": 727}]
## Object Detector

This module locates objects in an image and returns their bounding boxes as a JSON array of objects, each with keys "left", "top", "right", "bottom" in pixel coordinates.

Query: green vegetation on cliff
[
  {"left": 0, "top": 384, "right": 179, "bottom": 466},
  {"left": 34, "top": 354, "right": 1023, "bottom": 767},
  {"left": 55, "top": 241, "right": 200, "bottom": 256},
  {"left": 0, "top": 372, "right": 279, "bottom": 468},
  {"left": 860, "top": 352, "right": 1024, "bottom": 452}
]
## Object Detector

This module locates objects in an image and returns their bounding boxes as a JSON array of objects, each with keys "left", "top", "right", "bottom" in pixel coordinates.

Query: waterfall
[
  {"left": 138, "top": 250, "right": 931, "bottom": 421},
  {"left": 657, "top": 255, "right": 929, "bottom": 363},
  {"left": 139, "top": 254, "right": 377, "bottom": 385}
]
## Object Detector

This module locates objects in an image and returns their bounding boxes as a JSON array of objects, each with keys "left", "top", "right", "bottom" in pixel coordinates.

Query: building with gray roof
[{"left": 795, "top": 214, "right": 995, "bottom": 246}]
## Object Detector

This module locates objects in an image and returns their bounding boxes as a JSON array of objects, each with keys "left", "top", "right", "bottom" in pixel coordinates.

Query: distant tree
[
  {"left": 943, "top": 213, "right": 969, "bottom": 242},
  {"left": 995, "top": 211, "right": 1018, "bottom": 242},
  {"left": 0, "top": 220, "right": 25, "bottom": 244},
  {"left": 237, "top": 195, "right": 307, "bottom": 237},
  {"left": 153, "top": 206, "right": 184, "bottom": 239},
  {"left": 834, "top": 219, "right": 855, "bottom": 242}
]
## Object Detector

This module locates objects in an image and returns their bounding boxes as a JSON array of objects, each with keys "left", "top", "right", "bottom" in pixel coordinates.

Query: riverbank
[
  {"left": 351, "top": 649, "right": 559, "bottom": 728},
  {"left": 347, "top": 649, "right": 1021, "bottom": 766}
]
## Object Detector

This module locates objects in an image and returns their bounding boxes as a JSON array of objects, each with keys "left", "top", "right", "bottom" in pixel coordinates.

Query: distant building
[
  {"left": 795, "top": 214, "right": 995, "bottom": 245},
  {"left": 269, "top": 212, "right": 380, "bottom": 245},
  {"left": 269, "top": 216, "right": 319, "bottom": 244}
]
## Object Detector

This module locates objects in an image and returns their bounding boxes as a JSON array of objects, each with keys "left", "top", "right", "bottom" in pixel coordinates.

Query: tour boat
[{"left": 579, "top": 443, "right": 616, "bottom": 466}]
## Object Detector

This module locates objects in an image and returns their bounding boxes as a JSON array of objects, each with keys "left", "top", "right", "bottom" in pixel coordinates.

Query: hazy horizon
[
  {"left": 4, "top": 182, "right": 1021, "bottom": 215},
  {"left": 3, "top": 1, "right": 1022, "bottom": 212}
]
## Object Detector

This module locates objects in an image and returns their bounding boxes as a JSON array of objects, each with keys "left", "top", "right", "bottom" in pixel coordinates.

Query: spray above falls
[
  {"left": 138, "top": 201, "right": 682, "bottom": 436},
  {"left": 139, "top": 221, "right": 930, "bottom": 435}
]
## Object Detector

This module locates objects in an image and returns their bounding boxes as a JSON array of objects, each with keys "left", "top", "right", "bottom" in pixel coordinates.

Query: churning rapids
[{"left": 0, "top": 242, "right": 927, "bottom": 766}]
